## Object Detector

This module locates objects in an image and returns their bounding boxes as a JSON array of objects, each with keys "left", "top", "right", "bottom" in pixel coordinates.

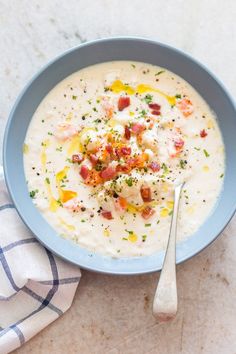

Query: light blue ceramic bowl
[{"left": 3, "top": 37, "right": 236, "bottom": 274}]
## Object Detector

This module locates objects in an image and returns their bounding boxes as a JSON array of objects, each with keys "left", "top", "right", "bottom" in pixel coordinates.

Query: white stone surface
[{"left": 1, "top": 0, "right": 236, "bottom": 353}]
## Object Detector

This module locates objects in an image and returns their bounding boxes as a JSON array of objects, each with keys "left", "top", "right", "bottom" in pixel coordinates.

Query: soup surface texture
[{"left": 24, "top": 61, "right": 225, "bottom": 257}]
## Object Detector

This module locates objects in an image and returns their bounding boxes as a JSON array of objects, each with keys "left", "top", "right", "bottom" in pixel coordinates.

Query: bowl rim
[{"left": 3, "top": 36, "right": 236, "bottom": 274}]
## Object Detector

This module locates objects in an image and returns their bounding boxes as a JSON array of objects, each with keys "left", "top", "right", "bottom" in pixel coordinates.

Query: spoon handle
[{"left": 152, "top": 183, "right": 184, "bottom": 321}]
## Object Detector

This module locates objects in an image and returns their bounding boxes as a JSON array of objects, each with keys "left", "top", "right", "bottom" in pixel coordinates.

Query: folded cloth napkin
[{"left": 0, "top": 167, "right": 81, "bottom": 354}]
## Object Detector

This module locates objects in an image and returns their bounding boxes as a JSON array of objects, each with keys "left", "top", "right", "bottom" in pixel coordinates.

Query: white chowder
[{"left": 24, "top": 61, "right": 225, "bottom": 257}]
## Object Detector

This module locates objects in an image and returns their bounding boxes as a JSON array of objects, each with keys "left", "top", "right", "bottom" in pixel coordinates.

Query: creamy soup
[{"left": 24, "top": 61, "right": 225, "bottom": 257}]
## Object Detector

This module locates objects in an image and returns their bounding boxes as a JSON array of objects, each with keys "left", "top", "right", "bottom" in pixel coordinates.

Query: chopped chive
[
  {"left": 161, "top": 163, "right": 169, "bottom": 174},
  {"left": 203, "top": 149, "right": 210, "bottom": 157},
  {"left": 29, "top": 189, "right": 38, "bottom": 199},
  {"left": 143, "top": 94, "right": 153, "bottom": 104},
  {"left": 155, "top": 70, "right": 165, "bottom": 76},
  {"left": 125, "top": 229, "right": 133, "bottom": 234},
  {"left": 125, "top": 177, "right": 133, "bottom": 187},
  {"left": 142, "top": 235, "right": 147, "bottom": 242}
]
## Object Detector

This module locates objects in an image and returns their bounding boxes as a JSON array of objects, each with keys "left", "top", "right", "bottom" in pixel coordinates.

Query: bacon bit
[
  {"left": 148, "top": 103, "right": 161, "bottom": 116},
  {"left": 116, "top": 164, "right": 131, "bottom": 174},
  {"left": 151, "top": 110, "right": 161, "bottom": 115},
  {"left": 174, "top": 138, "right": 185, "bottom": 150},
  {"left": 140, "top": 186, "right": 152, "bottom": 202},
  {"left": 101, "top": 210, "right": 113, "bottom": 220},
  {"left": 72, "top": 153, "right": 84, "bottom": 164},
  {"left": 100, "top": 165, "right": 117, "bottom": 180},
  {"left": 141, "top": 206, "right": 155, "bottom": 219},
  {"left": 89, "top": 154, "right": 99, "bottom": 165},
  {"left": 80, "top": 165, "right": 89, "bottom": 180},
  {"left": 131, "top": 123, "right": 145, "bottom": 135},
  {"left": 177, "top": 98, "right": 193, "bottom": 117},
  {"left": 148, "top": 103, "right": 161, "bottom": 110},
  {"left": 120, "top": 146, "right": 131, "bottom": 155},
  {"left": 118, "top": 96, "right": 130, "bottom": 111},
  {"left": 114, "top": 148, "right": 122, "bottom": 159},
  {"left": 124, "top": 125, "right": 131, "bottom": 140},
  {"left": 149, "top": 161, "right": 160, "bottom": 172},
  {"left": 200, "top": 129, "right": 208, "bottom": 138},
  {"left": 105, "top": 144, "right": 113, "bottom": 154}
]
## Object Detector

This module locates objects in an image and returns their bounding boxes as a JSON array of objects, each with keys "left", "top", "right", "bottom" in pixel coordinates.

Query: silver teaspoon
[{"left": 152, "top": 182, "right": 185, "bottom": 321}]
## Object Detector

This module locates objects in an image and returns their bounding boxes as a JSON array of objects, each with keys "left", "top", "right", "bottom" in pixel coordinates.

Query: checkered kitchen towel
[{"left": 0, "top": 167, "right": 81, "bottom": 354}]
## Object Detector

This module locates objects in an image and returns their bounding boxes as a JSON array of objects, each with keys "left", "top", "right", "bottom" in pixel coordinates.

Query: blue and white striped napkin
[{"left": 0, "top": 167, "right": 81, "bottom": 354}]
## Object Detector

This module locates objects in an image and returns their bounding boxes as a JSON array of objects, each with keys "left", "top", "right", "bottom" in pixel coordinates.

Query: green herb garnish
[
  {"left": 203, "top": 149, "right": 210, "bottom": 157},
  {"left": 139, "top": 109, "right": 147, "bottom": 117},
  {"left": 125, "top": 177, "right": 133, "bottom": 187},
  {"left": 93, "top": 118, "right": 102, "bottom": 124},
  {"left": 57, "top": 199, "right": 63, "bottom": 207},
  {"left": 155, "top": 70, "right": 165, "bottom": 76},
  {"left": 45, "top": 177, "right": 50, "bottom": 184},
  {"left": 125, "top": 229, "right": 134, "bottom": 234},
  {"left": 143, "top": 94, "right": 153, "bottom": 104},
  {"left": 180, "top": 160, "right": 186, "bottom": 169},
  {"left": 29, "top": 189, "right": 38, "bottom": 199},
  {"left": 161, "top": 163, "right": 169, "bottom": 174},
  {"left": 142, "top": 235, "right": 147, "bottom": 242}
]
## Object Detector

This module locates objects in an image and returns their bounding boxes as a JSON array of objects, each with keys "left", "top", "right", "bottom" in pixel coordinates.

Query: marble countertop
[{"left": 1, "top": 1, "right": 236, "bottom": 353}]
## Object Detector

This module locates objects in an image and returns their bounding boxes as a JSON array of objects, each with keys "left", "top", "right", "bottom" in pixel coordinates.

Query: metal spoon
[{"left": 152, "top": 182, "right": 184, "bottom": 321}]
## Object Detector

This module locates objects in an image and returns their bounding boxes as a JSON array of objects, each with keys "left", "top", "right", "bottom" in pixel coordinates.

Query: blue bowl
[{"left": 3, "top": 37, "right": 236, "bottom": 274}]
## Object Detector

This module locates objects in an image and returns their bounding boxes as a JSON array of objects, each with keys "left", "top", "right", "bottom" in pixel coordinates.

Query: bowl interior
[{"left": 3, "top": 38, "right": 236, "bottom": 274}]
